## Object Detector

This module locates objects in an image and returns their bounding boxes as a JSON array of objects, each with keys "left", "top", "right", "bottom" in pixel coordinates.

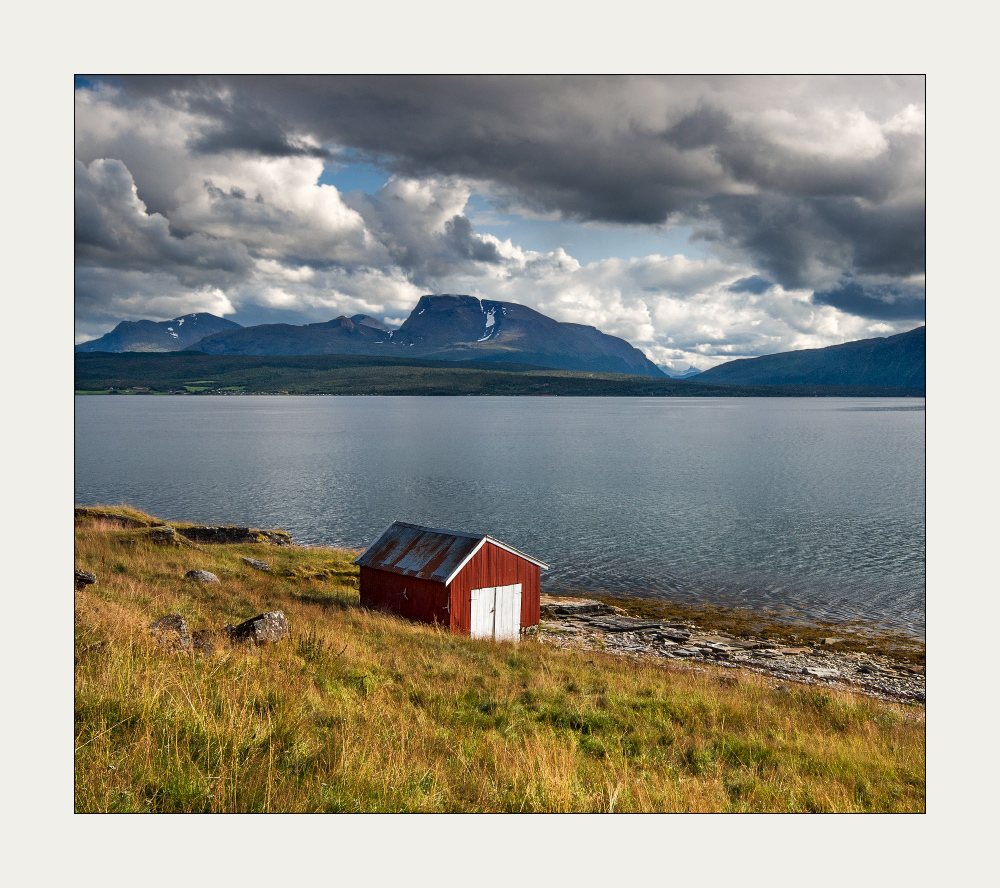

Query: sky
[{"left": 74, "top": 75, "right": 925, "bottom": 370}]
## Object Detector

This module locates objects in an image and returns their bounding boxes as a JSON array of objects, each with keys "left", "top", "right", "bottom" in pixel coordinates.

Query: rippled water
[{"left": 75, "top": 396, "right": 925, "bottom": 635}]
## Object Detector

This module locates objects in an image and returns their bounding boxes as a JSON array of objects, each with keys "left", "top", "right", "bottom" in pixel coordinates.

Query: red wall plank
[{"left": 359, "top": 566, "right": 450, "bottom": 627}]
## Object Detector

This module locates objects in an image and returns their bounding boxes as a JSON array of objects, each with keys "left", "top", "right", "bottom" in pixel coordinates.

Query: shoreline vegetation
[
  {"left": 74, "top": 353, "right": 926, "bottom": 398},
  {"left": 75, "top": 505, "right": 925, "bottom": 813}
]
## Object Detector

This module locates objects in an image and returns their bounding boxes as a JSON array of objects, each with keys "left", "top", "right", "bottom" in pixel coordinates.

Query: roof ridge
[{"left": 392, "top": 520, "right": 485, "bottom": 541}]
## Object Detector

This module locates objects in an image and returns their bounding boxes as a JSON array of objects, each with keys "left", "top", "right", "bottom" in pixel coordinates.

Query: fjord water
[{"left": 75, "top": 396, "right": 925, "bottom": 635}]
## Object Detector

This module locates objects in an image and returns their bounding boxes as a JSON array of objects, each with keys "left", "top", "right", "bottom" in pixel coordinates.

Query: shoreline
[
  {"left": 537, "top": 595, "right": 925, "bottom": 706},
  {"left": 74, "top": 505, "right": 925, "bottom": 705}
]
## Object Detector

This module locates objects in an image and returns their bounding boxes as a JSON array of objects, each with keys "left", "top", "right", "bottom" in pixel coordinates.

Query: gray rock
[
  {"left": 150, "top": 614, "right": 191, "bottom": 650},
  {"left": 241, "top": 557, "right": 271, "bottom": 572},
  {"left": 174, "top": 526, "right": 292, "bottom": 546},
  {"left": 655, "top": 629, "right": 691, "bottom": 642},
  {"left": 802, "top": 666, "right": 840, "bottom": 678},
  {"left": 75, "top": 569, "right": 97, "bottom": 589},
  {"left": 185, "top": 570, "right": 220, "bottom": 584},
  {"left": 149, "top": 525, "right": 176, "bottom": 542},
  {"left": 224, "top": 610, "right": 288, "bottom": 645}
]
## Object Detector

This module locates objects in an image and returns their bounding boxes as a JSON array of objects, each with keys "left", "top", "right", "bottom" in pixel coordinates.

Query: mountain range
[
  {"left": 696, "top": 325, "right": 925, "bottom": 388},
  {"left": 74, "top": 298, "right": 925, "bottom": 388},
  {"left": 76, "top": 295, "right": 666, "bottom": 378},
  {"left": 659, "top": 365, "right": 702, "bottom": 379}
]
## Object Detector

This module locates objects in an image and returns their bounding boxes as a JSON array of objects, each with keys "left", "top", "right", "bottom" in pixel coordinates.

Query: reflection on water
[{"left": 75, "top": 396, "right": 925, "bottom": 635}]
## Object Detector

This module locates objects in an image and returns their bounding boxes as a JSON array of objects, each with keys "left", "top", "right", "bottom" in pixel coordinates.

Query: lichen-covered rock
[
  {"left": 150, "top": 614, "right": 192, "bottom": 651},
  {"left": 174, "top": 526, "right": 292, "bottom": 546},
  {"left": 241, "top": 557, "right": 271, "bottom": 572},
  {"left": 185, "top": 569, "right": 220, "bottom": 584},
  {"left": 225, "top": 611, "right": 288, "bottom": 645},
  {"left": 150, "top": 526, "right": 177, "bottom": 543},
  {"left": 75, "top": 569, "right": 97, "bottom": 589}
]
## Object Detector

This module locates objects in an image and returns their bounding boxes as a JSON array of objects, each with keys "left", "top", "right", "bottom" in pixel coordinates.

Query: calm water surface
[{"left": 75, "top": 396, "right": 925, "bottom": 635}]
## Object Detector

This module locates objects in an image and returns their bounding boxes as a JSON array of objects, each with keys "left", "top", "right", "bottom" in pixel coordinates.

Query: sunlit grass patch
[{"left": 75, "top": 506, "right": 925, "bottom": 813}]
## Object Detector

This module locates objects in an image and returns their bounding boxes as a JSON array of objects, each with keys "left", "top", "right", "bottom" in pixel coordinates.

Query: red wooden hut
[{"left": 354, "top": 521, "right": 548, "bottom": 641}]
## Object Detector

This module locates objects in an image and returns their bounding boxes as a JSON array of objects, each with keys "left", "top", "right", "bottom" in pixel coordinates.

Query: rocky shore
[{"left": 537, "top": 596, "right": 925, "bottom": 705}]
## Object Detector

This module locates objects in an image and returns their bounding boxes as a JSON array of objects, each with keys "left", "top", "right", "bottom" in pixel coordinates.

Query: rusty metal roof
[{"left": 354, "top": 521, "right": 548, "bottom": 585}]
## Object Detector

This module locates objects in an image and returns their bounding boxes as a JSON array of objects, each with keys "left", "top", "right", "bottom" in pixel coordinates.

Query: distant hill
[
  {"left": 697, "top": 326, "right": 925, "bottom": 388},
  {"left": 189, "top": 315, "right": 393, "bottom": 357},
  {"left": 660, "top": 365, "right": 702, "bottom": 379},
  {"left": 190, "top": 295, "right": 666, "bottom": 378},
  {"left": 75, "top": 313, "right": 242, "bottom": 353}
]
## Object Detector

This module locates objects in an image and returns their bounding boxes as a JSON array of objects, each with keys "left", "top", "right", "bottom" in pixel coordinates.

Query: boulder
[
  {"left": 75, "top": 569, "right": 97, "bottom": 589},
  {"left": 185, "top": 569, "right": 220, "bottom": 584},
  {"left": 150, "top": 526, "right": 177, "bottom": 543},
  {"left": 224, "top": 611, "right": 288, "bottom": 645},
  {"left": 150, "top": 614, "right": 192, "bottom": 651},
  {"left": 241, "top": 557, "right": 271, "bottom": 572}
]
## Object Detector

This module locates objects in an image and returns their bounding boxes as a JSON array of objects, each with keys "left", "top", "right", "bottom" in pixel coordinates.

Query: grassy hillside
[
  {"left": 75, "top": 506, "right": 924, "bottom": 813},
  {"left": 75, "top": 352, "right": 925, "bottom": 397}
]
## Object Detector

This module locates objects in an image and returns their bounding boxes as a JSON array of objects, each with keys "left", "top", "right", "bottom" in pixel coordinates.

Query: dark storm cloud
[
  {"left": 114, "top": 75, "right": 330, "bottom": 159},
  {"left": 443, "top": 215, "right": 503, "bottom": 264},
  {"left": 104, "top": 76, "right": 924, "bottom": 295},
  {"left": 812, "top": 280, "right": 926, "bottom": 321},
  {"left": 728, "top": 275, "right": 772, "bottom": 294}
]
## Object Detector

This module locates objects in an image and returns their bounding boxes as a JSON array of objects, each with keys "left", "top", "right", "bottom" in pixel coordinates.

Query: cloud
[
  {"left": 75, "top": 76, "right": 925, "bottom": 359},
  {"left": 100, "top": 75, "right": 923, "bottom": 293},
  {"left": 74, "top": 266, "right": 236, "bottom": 342},
  {"left": 812, "top": 278, "right": 927, "bottom": 321},
  {"left": 75, "top": 158, "right": 254, "bottom": 286},
  {"left": 728, "top": 275, "right": 772, "bottom": 294}
]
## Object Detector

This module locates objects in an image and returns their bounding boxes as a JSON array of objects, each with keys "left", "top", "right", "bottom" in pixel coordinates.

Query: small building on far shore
[{"left": 354, "top": 521, "right": 548, "bottom": 641}]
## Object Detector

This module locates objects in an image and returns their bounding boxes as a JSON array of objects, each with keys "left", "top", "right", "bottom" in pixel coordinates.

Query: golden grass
[{"left": 75, "top": 506, "right": 925, "bottom": 813}]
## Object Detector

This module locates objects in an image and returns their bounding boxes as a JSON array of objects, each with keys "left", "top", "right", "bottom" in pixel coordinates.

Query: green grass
[{"left": 75, "top": 505, "right": 925, "bottom": 813}]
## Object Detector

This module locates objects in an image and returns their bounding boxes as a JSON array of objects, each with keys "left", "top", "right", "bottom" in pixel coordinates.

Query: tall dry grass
[{"left": 75, "top": 507, "right": 925, "bottom": 813}]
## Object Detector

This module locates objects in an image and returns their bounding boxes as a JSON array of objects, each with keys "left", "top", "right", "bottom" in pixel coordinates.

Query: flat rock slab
[
  {"left": 150, "top": 614, "right": 192, "bottom": 651},
  {"left": 225, "top": 610, "right": 288, "bottom": 645},
  {"left": 579, "top": 617, "right": 665, "bottom": 633},
  {"left": 185, "top": 570, "right": 220, "bottom": 584},
  {"left": 241, "top": 557, "right": 271, "bottom": 572},
  {"left": 175, "top": 526, "right": 292, "bottom": 546},
  {"left": 802, "top": 666, "right": 840, "bottom": 678}
]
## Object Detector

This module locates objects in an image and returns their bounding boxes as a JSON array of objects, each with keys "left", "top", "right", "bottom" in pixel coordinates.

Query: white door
[
  {"left": 470, "top": 584, "right": 522, "bottom": 641},
  {"left": 470, "top": 586, "right": 495, "bottom": 639},
  {"left": 495, "top": 584, "right": 522, "bottom": 641}
]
